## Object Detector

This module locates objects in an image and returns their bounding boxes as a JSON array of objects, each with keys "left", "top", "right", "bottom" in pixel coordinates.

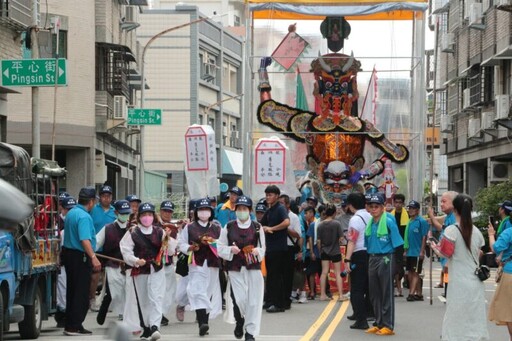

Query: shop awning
[{"left": 222, "top": 149, "right": 244, "bottom": 176}]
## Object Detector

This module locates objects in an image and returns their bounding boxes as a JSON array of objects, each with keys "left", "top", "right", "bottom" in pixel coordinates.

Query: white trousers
[
  {"left": 57, "top": 266, "right": 66, "bottom": 310},
  {"left": 123, "top": 267, "right": 165, "bottom": 333},
  {"left": 187, "top": 263, "right": 221, "bottom": 319},
  {"left": 229, "top": 268, "right": 264, "bottom": 336},
  {"left": 161, "top": 264, "right": 177, "bottom": 316},
  {"left": 106, "top": 266, "right": 126, "bottom": 315},
  {"left": 175, "top": 275, "right": 190, "bottom": 307}
]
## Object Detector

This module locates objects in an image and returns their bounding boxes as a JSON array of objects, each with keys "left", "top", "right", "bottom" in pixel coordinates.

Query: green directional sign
[
  {"left": 127, "top": 109, "right": 162, "bottom": 125},
  {"left": 1, "top": 59, "right": 67, "bottom": 87}
]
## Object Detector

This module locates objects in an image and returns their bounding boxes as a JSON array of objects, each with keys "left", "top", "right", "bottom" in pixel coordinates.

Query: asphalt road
[{"left": 4, "top": 260, "right": 509, "bottom": 340}]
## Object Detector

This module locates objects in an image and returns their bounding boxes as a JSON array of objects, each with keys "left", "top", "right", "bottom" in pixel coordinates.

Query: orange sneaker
[
  {"left": 376, "top": 327, "right": 395, "bottom": 336},
  {"left": 366, "top": 326, "right": 380, "bottom": 334}
]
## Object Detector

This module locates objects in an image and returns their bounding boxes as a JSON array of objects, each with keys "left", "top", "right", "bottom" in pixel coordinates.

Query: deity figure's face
[{"left": 320, "top": 160, "right": 351, "bottom": 193}]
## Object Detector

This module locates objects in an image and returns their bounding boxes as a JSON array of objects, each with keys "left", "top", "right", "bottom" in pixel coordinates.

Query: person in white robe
[
  {"left": 178, "top": 198, "right": 222, "bottom": 337},
  {"left": 218, "top": 196, "right": 265, "bottom": 341}
]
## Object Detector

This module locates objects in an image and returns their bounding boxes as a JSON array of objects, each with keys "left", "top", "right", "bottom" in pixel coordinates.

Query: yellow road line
[
  {"left": 299, "top": 296, "right": 339, "bottom": 341},
  {"left": 319, "top": 300, "right": 350, "bottom": 341}
]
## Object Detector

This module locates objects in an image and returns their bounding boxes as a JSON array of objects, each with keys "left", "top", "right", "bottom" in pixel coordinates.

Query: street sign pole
[
  {"left": 31, "top": 0, "right": 40, "bottom": 158},
  {"left": 51, "top": 16, "right": 61, "bottom": 161}
]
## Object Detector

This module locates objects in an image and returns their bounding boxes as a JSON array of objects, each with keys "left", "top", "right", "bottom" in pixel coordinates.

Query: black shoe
[
  {"left": 96, "top": 307, "right": 108, "bottom": 326},
  {"left": 199, "top": 323, "right": 209, "bottom": 336},
  {"left": 373, "top": 321, "right": 378, "bottom": 327},
  {"left": 140, "top": 327, "right": 151, "bottom": 340},
  {"left": 265, "top": 305, "right": 284, "bottom": 313},
  {"left": 150, "top": 325, "right": 161, "bottom": 340},
  {"left": 414, "top": 295, "right": 424, "bottom": 301},
  {"left": 245, "top": 332, "right": 255, "bottom": 341},
  {"left": 283, "top": 304, "right": 291, "bottom": 310},
  {"left": 350, "top": 321, "right": 370, "bottom": 330},
  {"left": 262, "top": 302, "right": 272, "bottom": 309},
  {"left": 406, "top": 295, "right": 416, "bottom": 302},
  {"left": 161, "top": 315, "right": 169, "bottom": 326},
  {"left": 347, "top": 314, "right": 356, "bottom": 321},
  {"left": 64, "top": 327, "right": 92, "bottom": 336},
  {"left": 234, "top": 319, "right": 244, "bottom": 339}
]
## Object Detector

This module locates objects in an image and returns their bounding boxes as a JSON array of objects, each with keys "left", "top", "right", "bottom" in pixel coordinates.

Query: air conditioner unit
[
  {"left": 496, "top": 0, "right": 512, "bottom": 12},
  {"left": 125, "top": 6, "right": 137, "bottom": 22},
  {"left": 464, "top": 0, "right": 475, "bottom": 19},
  {"left": 113, "top": 96, "right": 128, "bottom": 120},
  {"left": 496, "top": 94, "right": 510, "bottom": 119},
  {"left": 482, "top": 0, "right": 491, "bottom": 12},
  {"left": 481, "top": 111, "right": 495, "bottom": 129},
  {"left": 468, "top": 118, "right": 480, "bottom": 137},
  {"left": 490, "top": 161, "right": 511, "bottom": 182},
  {"left": 440, "top": 115, "right": 453, "bottom": 133},
  {"left": 202, "top": 51, "right": 209, "bottom": 65},
  {"left": 463, "top": 88, "right": 471, "bottom": 109},
  {"left": 469, "top": 3, "right": 485, "bottom": 29},
  {"left": 441, "top": 33, "right": 455, "bottom": 53}
]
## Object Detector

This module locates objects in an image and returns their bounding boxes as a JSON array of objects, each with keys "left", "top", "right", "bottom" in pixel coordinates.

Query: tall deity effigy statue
[{"left": 256, "top": 17, "right": 408, "bottom": 204}]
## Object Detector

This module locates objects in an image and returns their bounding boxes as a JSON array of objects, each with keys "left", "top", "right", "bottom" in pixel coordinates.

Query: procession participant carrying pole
[{"left": 95, "top": 253, "right": 125, "bottom": 264}]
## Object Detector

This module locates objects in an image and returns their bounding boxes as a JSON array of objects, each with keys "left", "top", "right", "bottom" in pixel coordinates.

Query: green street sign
[
  {"left": 127, "top": 109, "right": 162, "bottom": 125},
  {"left": 1, "top": 59, "right": 67, "bottom": 87}
]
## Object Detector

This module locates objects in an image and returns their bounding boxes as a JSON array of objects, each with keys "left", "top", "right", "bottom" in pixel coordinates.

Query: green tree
[{"left": 474, "top": 180, "right": 512, "bottom": 230}]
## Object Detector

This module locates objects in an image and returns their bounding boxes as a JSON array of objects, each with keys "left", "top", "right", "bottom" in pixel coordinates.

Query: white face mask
[{"left": 197, "top": 210, "right": 211, "bottom": 222}]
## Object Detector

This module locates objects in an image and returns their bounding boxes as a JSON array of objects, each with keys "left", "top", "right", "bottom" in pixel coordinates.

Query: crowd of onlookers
[{"left": 56, "top": 184, "right": 512, "bottom": 340}]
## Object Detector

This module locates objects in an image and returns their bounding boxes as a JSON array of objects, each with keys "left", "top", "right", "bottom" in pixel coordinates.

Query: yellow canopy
[{"left": 247, "top": 0, "right": 428, "bottom": 21}]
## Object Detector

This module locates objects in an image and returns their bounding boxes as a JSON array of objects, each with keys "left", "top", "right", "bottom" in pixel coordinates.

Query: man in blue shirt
[
  {"left": 427, "top": 191, "right": 457, "bottom": 292},
  {"left": 63, "top": 187, "right": 101, "bottom": 336},
  {"left": 364, "top": 194, "right": 403, "bottom": 336},
  {"left": 404, "top": 200, "right": 429, "bottom": 302},
  {"left": 90, "top": 185, "right": 116, "bottom": 233},
  {"left": 217, "top": 187, "right": 243, "bottom": 227},
  {"left": 495, "top": 200, "right": 512, "bottom": 238},
  {"left": 89, "top": 185, "right": 116, "bottom": 312}
]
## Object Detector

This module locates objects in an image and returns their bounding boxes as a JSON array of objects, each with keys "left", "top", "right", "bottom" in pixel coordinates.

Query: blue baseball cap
[
  {"left": 138, "top": 202, "right": 155, "bottom": 214},
  {"left": 160, "top": 200, "right": 175, "bottom": 212},
  {"left": 406, "top": 200, "right": 421, "bottom": 209},
  {"left": 78, "top": 186, "right": 96, "bottom": 199},
  {"left": 229, "top": 187, "right": 243, "bottom": 196},
  {"left": 195, "top": 198, "right": 212, "bottom": 210},
  {"left": 255, "top": 203, "right": 267, "bottom": 212},
  {"left": 99, "top": 185, "right": 113, "bottom": 194},
  {"left": 235, "top": 195, "right": 253, "bottom": 208},
  {"left": 367, "top": 194, "right": 385, "bottom": 205},
  {"left": 114, "top": 200, "right": 132, "bottom": 214},
  {"left": 126, "top": 194, "right": 141, "bottom": 203},
  {"left": 61, "top": 196, "right": 77, "bottom": 209}
]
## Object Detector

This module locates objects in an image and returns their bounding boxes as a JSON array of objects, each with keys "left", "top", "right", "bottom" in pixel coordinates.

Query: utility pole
[
  {"left": 138, "top": 12, "right": 226, "bottom": 199},
  {"left": 51, "top": 16, "right": 61, "bottom": 161},
  {"left": 31, "top": 0, "right": 40, "bottom": 158}
]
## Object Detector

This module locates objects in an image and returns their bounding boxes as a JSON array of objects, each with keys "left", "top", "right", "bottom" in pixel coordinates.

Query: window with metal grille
[{"left": 96, "top": 45, "right": 130, "bottom": 99}]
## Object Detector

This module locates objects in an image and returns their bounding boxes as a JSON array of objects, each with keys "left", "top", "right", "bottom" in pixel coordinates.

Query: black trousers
[
  {"left": 283, "top": 246, "right": 297, "bottom": 307},
  {"left": 265, "top": 250, "right": 287, "bottom": 308},
  {"left": 350, "top": 250, "right": 371, "bottom": 323},
  {"left": 63, "top": 248, "right": 92, "bottom": 330}
]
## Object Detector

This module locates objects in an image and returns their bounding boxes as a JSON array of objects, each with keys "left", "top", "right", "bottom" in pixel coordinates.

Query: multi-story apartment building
[
  {"left": 2, "top": 0, "right": 147, "bottom": 198},
  {"left": 0, "top": 0, "right": 29, "bottom": 142},
  {"left": 138, "top": 4, "right": 245, "bottom": 194},
  {"left": 431, "top": 0, "right": 512, "bottom": 196}
]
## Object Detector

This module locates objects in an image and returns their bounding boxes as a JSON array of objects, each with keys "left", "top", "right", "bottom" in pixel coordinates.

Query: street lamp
[{"left": 138, "top": 12, "right": 227, "bottom": 199}]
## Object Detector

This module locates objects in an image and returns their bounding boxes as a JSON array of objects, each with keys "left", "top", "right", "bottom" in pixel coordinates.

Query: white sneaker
[
  {"left": 298, "top": 291, "right": 308, "bottom": 304},
  {"left": 89, "top": 298, "right": 99, "bottom": 312}
]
